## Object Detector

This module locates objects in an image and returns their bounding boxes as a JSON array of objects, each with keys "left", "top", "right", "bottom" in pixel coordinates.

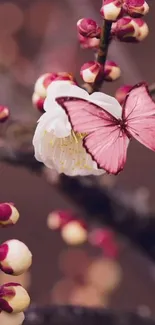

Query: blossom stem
[{"left": 83, "top": 20, "right": 112, "bottom": 94}]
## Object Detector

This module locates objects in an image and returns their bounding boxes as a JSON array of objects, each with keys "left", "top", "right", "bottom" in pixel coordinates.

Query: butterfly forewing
[
  {"left": 56, "top": 97, "right": 118, "bottom": 134},
  {"left": 57, "top": 97, "right": 129, "bottom": 174},
  {"left": 123, "top": 83, "right": 155, "bottom": 151}
]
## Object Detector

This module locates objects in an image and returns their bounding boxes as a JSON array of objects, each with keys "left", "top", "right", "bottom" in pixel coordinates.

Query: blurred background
[{"left": 0, "top": 0, "right": 155, "bottom": 318}]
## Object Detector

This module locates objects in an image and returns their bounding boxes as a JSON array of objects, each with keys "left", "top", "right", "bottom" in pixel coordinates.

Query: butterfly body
[{"left": 56, "top": 83, "right": 155, "bottom": 175}]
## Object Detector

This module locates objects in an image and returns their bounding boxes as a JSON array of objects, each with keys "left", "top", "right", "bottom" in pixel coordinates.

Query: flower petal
[
  {"left": 36, "top": 131, "right": 105, "bottom": 176},
  {"left": 90, "top": 92, "right": 122, "bottom": 118}
]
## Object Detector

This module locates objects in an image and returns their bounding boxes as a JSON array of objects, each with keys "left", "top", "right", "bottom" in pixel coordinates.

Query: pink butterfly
[{"left": 56, "top": 83, "right": 155, "bottom": 175}]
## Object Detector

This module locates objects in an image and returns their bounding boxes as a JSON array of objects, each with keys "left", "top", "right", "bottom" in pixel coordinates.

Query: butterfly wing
[
  {"left": 56, "top": 97, "right": 130, "bottom": 174},
  {"left": 123, "top": 83, "right": 155, "bottom": 151}
]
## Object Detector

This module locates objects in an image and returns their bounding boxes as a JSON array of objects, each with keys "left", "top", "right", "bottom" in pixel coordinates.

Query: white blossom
[{"left": 33, "top": 81, "right": 122, "bottom": 176}]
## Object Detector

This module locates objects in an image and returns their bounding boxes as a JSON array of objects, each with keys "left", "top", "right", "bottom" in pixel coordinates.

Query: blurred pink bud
[
  {"left": 100, "top": 0, "right": 123, "bottom": 21},
  {"left": 104, "top": 61, "right": 121, "bottom": 81},
  {"left": 0, "top": 203, "right": 19, "bottom": 227},
  {"left": 123, "top": 0, "right": 149, "bottom": 18},
  {"left": 112, "top": 17, "right": 139, "bottom": 42},
  {"left": 133, "top": 18, "right": 149, "bottom": 41},
  {"left": 78, "top": 34, "right": 100, "bottom": 49},
  {"left": 115, "top": 85, "right": 133, "bottom": 104},
  {"left": 0, "top": 239, "right": 32, "bottom": 276},
  {"left": 0, "top": 283, "right": 30, "bottom": 313},
  {"left": 89, "top": 228, "right": 118, "bottom": 258},
  {"left": 47, "top": 210, "right": 74, "bottom": 230},
  {"left": 61, "top": 220, "right": 88, "bottom": 245},
  {"left": 80, "top": 61, "right": 104, "bottom": 83},
  {"left": 77, "top": 18, "right": 101, "bottom": 38},
  {"left": 34, "top": 73, "right": 77, "bottom": 98},
  {"left": 32, "top": 93, "right": 45, "bottom": 113},
  {"left": 0, "top": 106, "right": 9, "bottom": 123}
]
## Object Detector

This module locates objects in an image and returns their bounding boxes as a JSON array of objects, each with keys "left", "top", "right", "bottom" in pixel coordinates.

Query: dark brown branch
[
  {"left": 24, "top": 305, "right": 155, "bottom": 325},
  {"left": 57, "top": 175, "right": 155, "bottom": 262},
  {"left": 83, "top": 20, "right": 112, "bottom": 94}
]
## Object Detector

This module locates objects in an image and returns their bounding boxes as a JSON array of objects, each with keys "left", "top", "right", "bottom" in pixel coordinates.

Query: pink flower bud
[
  {"left": 133, "top": 18, "right": 149, "bottom": 41},
  {"left": 80, "top": 61, "right": 104, "bottom": 83},
  {"left": 77, "top": 18, "right": 101, "bottom": 38},
  {"left": 0, "top": 283, "right": 30, "bottom": 313},
  {"left": 61, "top": 220, "right": 88, "bottom": 245},
  {"left": 0, "top": 311, "right": 25, "bottom": 325},
  {"left": 115, "top": 85, "right": 133, "bottom": 104},
  {"left": 47, "top": 210, "right": 74, "bottom": 230},
  {"left": 104, "top": 61, "right": 121, "bottom": 81},
  {"left": 32, "top": 93, "right": 45, "bottom": 113},
  {"left": 100, "top": 0, "right": 123, "bottom": 21},
  {"left": 123, "top": 0, "right": 149, "bottom": 18},
  {"left": 112, "top": 17, "right": 139, "bottom": 42},
  {"left": 0, "top": 106, "right": 9, "bottom": 123},
  {"left": 34, "top": 73, "right": 76, "bottom": 98},
  {"left": 78, "top": 34, "right": 100, "bottom": 49},
  {"left": 0, "top": 239, "right": 32, "bottom": 275},
  {"left": 0, "top": 203, "right": 19, "bottom": 227},
  {"left": 88, "top": 228, "right": 118, "bottom": 258}
]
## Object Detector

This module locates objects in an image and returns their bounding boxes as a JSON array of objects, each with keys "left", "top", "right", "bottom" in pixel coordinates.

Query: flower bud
[
  {"left": 104, "top": 61, "right": 121, "bottom": 81},
  {"left": 0, "top": 239, "right": 32, "bottom": 275},
  {"left": 0, "top": 311, "right": 25, "bottom": 325},
  {"left": 77, "top": 18, "right": 101, "bottom": 38},
  {"left": 100, "top": 0, "right": 123, "bottom": 21},
  {"left": 89, "top": 228, "right": 118, "bottom": 258},
  {"left": 112, "top": 17, "right": 139, "bottom": 42},
  {"left": 115, "top": 85, "right": 132, "bottom": 104},
  {"left": 0, "top": 106, "right": 9, "bottom": 123},
  {"left": 123, "top": 0, "right": 149, "bottom": 18},
  {"left": 0, "top": 203, "right": 19, "bottom": 227},
  {"left": 61, "top": 220, "right": 88, "bottom": 245},
  {"left": 133, "top": 18, "right": 149, "bottom": 41},
  {"left": 80, "top": 61, "right": 104, "bottom": 83},
  {"left": 32, "top": 93, "right": 45, "bottom": 113},
  {"left": 0, "top": 283, "right": 30, "bottom": 313},
  {"left": 78, "top": 34, "right": 100, "bottom": 49},
  {"left": 47, "top": 210, "right": 74, "bottom": 230},
  {"left": 34, "top": 73, "right": 76, "bottom": 98}
]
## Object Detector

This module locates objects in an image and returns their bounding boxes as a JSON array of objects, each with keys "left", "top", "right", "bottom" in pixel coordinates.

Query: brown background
[{"left": 0, "top": 0, "right": 155, "bottom": 316}]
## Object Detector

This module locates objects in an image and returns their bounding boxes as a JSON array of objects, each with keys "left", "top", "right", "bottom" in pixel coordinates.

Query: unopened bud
[
  {"left": 61, "top": 220, "right": 88, "bottom": 245},
  {"left": 0, "top": 283, "right": 30, "bottom": 313},
  {"left": 0, "top": 106, "right": 9, "bottom": 123},
  {"left": 100, "top": 0, "right": 123, "bottom": 21},
  {"left": 133, "top": 18, "right": 149, "bottom": 41},
  {"left": 0, "top": 239, "right": 32, "bottom": 275},
  {"left": 0, "top": 203, "right": 19, "bottom": 227},
  {"left": 89, "top": 228, "right": 118, "bottom": 258},
  {"left": 0, "top": 311, "right": 25, "bottom": 325},
  {"left": 80, "top": 61, "right": 104, "bottom": 83},
  {"left": 77, "top": 18, "right": 101, "bottom": 38},
  {"left": 34, "top": 73, "right": 76, "bottom": 98},
  {"left": 123, "top": 0, "right": 149, "bottom": 18},
  {"left": 115, "top": 85, "right": 133, "bottom": 104},
  {"left": 78, "top": 34, "right": 100, "bottom": 49},
  {"left": 47, "top": 210, "right": 74, "bottom": 230},
  {"left": 104, "top": 61, "right": 121, "bottom": 81},
  {"left": 32, "top": 93, "right": 45, "bottom": 113},
  {"left": 112, "top": 17, "right": 139, "bottom": 42}
]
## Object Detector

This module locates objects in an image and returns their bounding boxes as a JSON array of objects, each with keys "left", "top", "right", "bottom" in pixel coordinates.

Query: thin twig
[{"left": 83, "top": 20, "right": 112, "bottom": 94}]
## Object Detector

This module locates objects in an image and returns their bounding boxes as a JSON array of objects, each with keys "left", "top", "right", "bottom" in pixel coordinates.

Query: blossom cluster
[
  {"left": 47, "top": 210, "right": 118, "bottom": 258},
  {"left": 32, "top": 0, "right": 151, "bottom": 177},
  {"left": 0, "top": 201, "right": 32, "bottom": 323}
]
